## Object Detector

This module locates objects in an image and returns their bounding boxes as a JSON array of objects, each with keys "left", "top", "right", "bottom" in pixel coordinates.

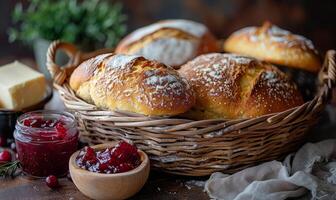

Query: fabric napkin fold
[{"left": 205, "top": 139, "right": 336, "bottom": 200}]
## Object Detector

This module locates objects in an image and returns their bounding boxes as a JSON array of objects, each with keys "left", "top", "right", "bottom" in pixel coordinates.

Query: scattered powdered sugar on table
[{"left": 185, "top": 180, "right": 206, "bottom": 188}]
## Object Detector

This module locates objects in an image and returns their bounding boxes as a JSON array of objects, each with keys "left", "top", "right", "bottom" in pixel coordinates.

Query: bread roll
[
  {"left": 224, "top": 22, "right": 321, "bottom": 73},
  {"left": 178, "top": 53, "right": 304, "bottom": 120},
  {"left": 116, "top": 19, "right": 219, "bottom": 68},
  {"left": 70, "top": 53, "right": 195, "bottom": 116}
]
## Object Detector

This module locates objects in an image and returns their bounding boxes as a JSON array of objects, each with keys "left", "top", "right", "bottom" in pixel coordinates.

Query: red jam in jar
[
  {"left": 14, "top": 110, "right": 78, "bottom": 177},
  {"left": 76, "top": 141, "right": 141, "bottom": 174}
]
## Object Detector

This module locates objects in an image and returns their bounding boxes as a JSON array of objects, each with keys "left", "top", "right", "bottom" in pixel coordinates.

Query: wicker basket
[{"left": 46, "top": 40, "right": 336, "bottom": 176}]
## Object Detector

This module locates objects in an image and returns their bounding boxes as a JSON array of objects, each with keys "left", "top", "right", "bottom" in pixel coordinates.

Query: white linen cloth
[{"left": 205, "top": 139, "right": 336, "bottom": 200}]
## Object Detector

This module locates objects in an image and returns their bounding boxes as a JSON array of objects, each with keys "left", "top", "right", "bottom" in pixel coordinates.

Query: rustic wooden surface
[
  {"left": 0, "top": 171, "right": 209, "bottom": 200},
  {"left": 2, "top": 121, "right": 336, "bottom": 200}
]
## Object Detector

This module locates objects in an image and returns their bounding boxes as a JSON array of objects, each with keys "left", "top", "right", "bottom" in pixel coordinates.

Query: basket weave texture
[{"left": 47, "top": 41, "right": 336, "bottom": 176}]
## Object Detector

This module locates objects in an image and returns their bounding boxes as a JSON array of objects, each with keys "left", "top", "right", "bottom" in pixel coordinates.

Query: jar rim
[{"left": 15, "top": 110, "right": 77, "bottom": 141}]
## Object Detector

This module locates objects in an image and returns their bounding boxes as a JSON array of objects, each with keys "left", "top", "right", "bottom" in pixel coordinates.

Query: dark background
[{"left": 0, "top": 0, "right": 335, "bottom": 65}]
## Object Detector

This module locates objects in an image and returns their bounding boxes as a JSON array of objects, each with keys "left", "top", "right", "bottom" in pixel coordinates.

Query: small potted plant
[{"left": 8, "top": 0, "right": 126, "bottom": 79}]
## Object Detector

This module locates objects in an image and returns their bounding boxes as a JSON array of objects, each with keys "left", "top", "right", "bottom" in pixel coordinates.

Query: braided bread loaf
[
  {"left": 70, "top": 54, "right": 195, "bottom": 116},
  {"left": 116, "top": 19, "right": 219, "bottom": 68},
  {"left": 179, "top": 53, "right": 304, "bottom": 120}
]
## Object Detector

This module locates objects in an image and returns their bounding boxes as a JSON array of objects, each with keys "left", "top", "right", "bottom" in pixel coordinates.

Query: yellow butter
[{"left": 0, "top": 61, "right": 46, "bottom": 110}]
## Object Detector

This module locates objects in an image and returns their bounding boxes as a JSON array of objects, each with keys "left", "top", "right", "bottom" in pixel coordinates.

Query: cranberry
[
  {"left": 45, "top": 175, "right": 59, "bottom": 189},
  {"left": 24, "top": 118, "right": 43, "bottom": 128},
  {"left": 23, "top": 119, "right": 32, "bottom": 127},
  {"left": 76, "top": 141, "right": 141, "bottom": 174},
  {"left": 98, "top": 162, "right": 109, "bottom": 171},
  {"left": 82, "top": 147, "right": 97, "bottom": 163},
  {"left": 0, "top": 150, "right": 12, "bottom": 162},
  {"left": 116, "top": 163, "right": 134, "bottom": 173},
  {"left": 55, "top": 122, "right": 67, "bottom": 139},
  {"left": 112, "top": 141, "right": 140, "bottom": 164}
]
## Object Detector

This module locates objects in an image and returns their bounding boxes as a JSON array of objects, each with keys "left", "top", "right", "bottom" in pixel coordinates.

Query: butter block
[{"left": 0, "top": 61, "right": 46, "bottom": 110}]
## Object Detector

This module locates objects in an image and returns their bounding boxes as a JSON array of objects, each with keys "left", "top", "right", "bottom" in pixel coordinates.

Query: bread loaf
[
  {"left": 70, "top": 54, "right": 195, "bottom": 116},
  {"left": 178, "top": 53, "right": 304, "bottom": 120},
  {"left": 224, "top": 22, "right": 321, "bottom": 73},
  {"left": 116, "top": 19, "right": 219, "bottom": 68}
]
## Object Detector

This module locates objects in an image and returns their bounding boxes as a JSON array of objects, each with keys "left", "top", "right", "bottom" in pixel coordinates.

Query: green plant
[
  {"left": 0, "top": 160, "right": 20, "bottom": 178},
  {"left": 8, "top": 0, "right": 127, "bottom": 49}
]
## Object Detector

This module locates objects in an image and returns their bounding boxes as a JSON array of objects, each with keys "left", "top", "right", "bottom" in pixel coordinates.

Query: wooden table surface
[
  {"left": 0, "top": 171, "right": 209, "bottom": 200},
  {"left": 2, "top": 121, "right": 336, "bottom": 200}
]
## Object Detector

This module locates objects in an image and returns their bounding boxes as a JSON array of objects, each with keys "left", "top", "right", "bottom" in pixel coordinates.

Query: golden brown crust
[
  {"left": 178, "top": 53, "right": 304, "bottom": 120},
  {"left": 69, "top": 54, "right": 195, "bottom": 116},
  {"left": 116, "top": 19, "right": 219, "bottom": 68},
  {"left": 70, "top": 54, "right": 112, "bottom": 91},
  {"left": 224, "top": 22, "right": 321, "bottom": 73}
]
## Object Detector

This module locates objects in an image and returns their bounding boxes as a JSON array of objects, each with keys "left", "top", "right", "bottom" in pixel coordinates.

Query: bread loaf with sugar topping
[
  {"left": 178, "top": 53, "right": 304, "bottom": 120},
  {"left": 70, "top": 53, "right": 195, "bottom": 116},
  {"left": 116, "top": 19, "right": 219, "bottom": 68},
  {"left": 223, "top": 22, "right": 321, "bottom": 73}
]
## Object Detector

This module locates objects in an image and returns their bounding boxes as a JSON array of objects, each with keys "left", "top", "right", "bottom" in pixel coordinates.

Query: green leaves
[
  {"left": 8, "top": 0, "right": 127, "bottom": 49},
  {"left": 0, "top": 160, "right": 20, "bottom": 178}
]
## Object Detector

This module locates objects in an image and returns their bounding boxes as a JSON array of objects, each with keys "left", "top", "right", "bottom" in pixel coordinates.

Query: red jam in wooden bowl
[
  {"left": 76, "top": 141, "right": 141, "bottom": 174},
  {"left": 14, "top": 110, "right": 78, "bottom": 177}
]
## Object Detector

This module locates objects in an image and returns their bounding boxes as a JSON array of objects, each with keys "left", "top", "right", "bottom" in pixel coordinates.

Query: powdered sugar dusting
[
  {"left": 253, "top": 69, "right": 300, "bottom": 113},
  {"left": 81, "top": 53, "right": 194, "bottom": 115},
  {"left": 140, "top": 68, "right": 193, "bottom": 109},
  {"left": 134, "top": 37, "right": 198, "bottom": 67},
  {"left": 105, "top": 54, "right": 140, "bottom": 70},
  {"left": 233, "top": 24, "right": 317, "bottom": 52},
  {"left": 180, "top": 53, "right": 302, "bottom": 118},
  {"left": 185, "top": 53, "right": 253, "bottom": 97},
  {"left": 93, "top": 54, "right": 140, "bottom": 90},
  {"left": 267, "top": 25, "right": 316, "bottom": 51},
  {"left": 125, "top": 19, "right": 207, "bottom": 46},
  {"left": 84, "top": 53, "right": 112, "bottom": 72}
]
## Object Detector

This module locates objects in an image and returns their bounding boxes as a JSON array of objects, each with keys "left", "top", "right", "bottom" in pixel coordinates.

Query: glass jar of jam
[{"left": 14, "top": 110, "right": 78, "bottom": 177}]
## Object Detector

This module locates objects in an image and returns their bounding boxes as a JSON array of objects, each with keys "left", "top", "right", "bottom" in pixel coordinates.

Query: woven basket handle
[
  {"left": 318, "top": 50, "right": 336, "bottom": 102},
  {"left": 46, "top": 40, "right": 80, "bottom": 85},
  {"left": 46, "top": 40, "right": 113, "bottom": 85}
]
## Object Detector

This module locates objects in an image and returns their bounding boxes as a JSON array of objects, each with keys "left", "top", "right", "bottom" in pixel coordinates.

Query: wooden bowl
[{"left": 69, "top": 142, "right": 150, "bottom": 200}]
